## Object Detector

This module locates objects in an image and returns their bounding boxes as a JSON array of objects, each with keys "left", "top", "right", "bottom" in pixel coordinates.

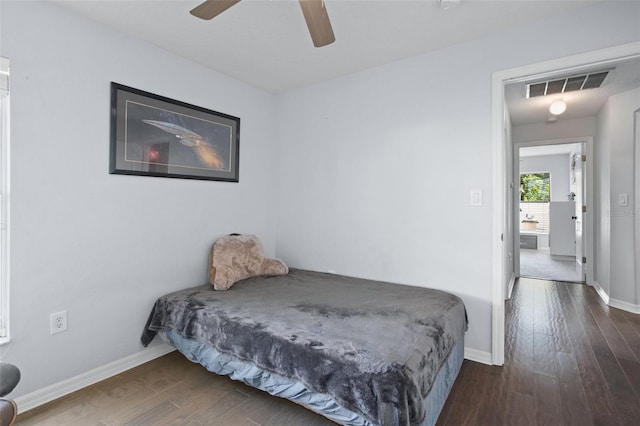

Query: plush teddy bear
[{"left": 209, "top": 234, "right": 289, "bottom": 290}]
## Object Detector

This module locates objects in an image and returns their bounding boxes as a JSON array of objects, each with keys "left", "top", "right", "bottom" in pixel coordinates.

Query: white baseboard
[
  {"left": 15, "top": 343, "right": 175, "bottom": 414},
  {"left": 464, "top": 347, "right": 492, "bottom": 365},
  {"left": 609, "top": 298, "right": 640, "bottom": 314},
  {"left": 589, "top": 281, "right": 639, "bottom": 314},
  {"left": 551, "top": 254, "right": 575, "bottom": 262},
  {"left": 590, "top": 280, "right": 610, "bottom": 304}
]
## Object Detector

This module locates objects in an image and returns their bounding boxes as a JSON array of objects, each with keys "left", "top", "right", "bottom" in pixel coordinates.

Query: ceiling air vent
[{"left": 526, "top": 70, "right": 610, "bottom": 98}]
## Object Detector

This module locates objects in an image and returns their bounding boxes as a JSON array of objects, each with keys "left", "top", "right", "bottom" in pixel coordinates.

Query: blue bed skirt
[{"left": 159, "top": 329, "right": 464, "bottom": 426}]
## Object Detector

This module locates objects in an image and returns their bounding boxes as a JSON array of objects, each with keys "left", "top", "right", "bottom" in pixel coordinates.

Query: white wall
[
  {"left": 276, "top": 2, "right": 640, "bottom": 355},
  {"left": 595, "top": 110, "right": 612, "bottom": 295},
  {"left": 520, "top": 154, "right": 570, "bottom": 202},
  {"left": 596, "top": 87, "right": 639, "bottom": 305},
  {"left": 513, "top": 116, "right": 597, "bottom": 144},
  {"left": 1, "top": 0, "right": 638, "bottom": 401},
  {"left": 0, "top": 1, "right": 277, "bottom": 397}
]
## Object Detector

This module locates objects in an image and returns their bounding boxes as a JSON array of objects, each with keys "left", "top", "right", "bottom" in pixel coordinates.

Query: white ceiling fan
[{"left": 190, "top": 0, "right": 335, "bottom": 47}]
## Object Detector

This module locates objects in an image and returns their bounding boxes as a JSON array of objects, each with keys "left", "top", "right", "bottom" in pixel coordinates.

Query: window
[
  {"left": 520, "top": 172, "right": 550, "bottom": 202},
  {"left": 0, "top": 57, "right": 9, "bottom": 342},
  {"left": 520, "top": 172, "right": 550, "bottom": 232}
]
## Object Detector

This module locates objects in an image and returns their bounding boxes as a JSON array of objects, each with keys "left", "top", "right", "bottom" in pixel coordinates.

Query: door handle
[{"left": 571, "top": 216, "right": 578, "bottom": 220}]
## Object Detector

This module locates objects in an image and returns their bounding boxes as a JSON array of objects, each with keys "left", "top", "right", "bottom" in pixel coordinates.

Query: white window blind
[{"left": 0, "top": 56, "right": 9, "bottom": 340}]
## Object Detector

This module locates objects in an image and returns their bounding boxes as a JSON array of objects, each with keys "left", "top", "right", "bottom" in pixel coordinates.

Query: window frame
[{"left": 0, "top": 56, "right": 10, "bottom": 344}]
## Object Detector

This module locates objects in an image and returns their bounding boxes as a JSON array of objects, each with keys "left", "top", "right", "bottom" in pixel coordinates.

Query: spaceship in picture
[{"left": 142, "top": 120, "right": 225, "bottom": 170}]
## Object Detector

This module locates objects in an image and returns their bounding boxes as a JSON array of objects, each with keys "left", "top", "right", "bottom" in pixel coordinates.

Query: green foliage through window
[{"left": 520, "top": 173, "right": 550, "bottom": 202}]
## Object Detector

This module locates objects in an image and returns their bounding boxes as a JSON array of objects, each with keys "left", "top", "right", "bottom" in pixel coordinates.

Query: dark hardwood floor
[
  {"left": 16, "top": 278, "right": 640, "bottom": 425},
  {"left": 437, "top": 278, "right": 640, "bottom": 426}
]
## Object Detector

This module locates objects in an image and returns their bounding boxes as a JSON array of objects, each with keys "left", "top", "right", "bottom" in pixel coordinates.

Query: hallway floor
[
  {"left": 520, "top": 248, "right": 582, "bottom": 282},
  {"left": 437, "top": 278, "right": 640, "bottom": 425}
]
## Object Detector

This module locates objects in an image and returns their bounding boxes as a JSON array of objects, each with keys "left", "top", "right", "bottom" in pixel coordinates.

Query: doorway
[
  {"left": 490, "top": 41, "right": 640, "bottom": 365},
  {"left": 515, "top": 141, "right": 587, "bottom": 283}
]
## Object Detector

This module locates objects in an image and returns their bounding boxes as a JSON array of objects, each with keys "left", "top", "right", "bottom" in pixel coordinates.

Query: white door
[
  {"left": 571, "top": 147, "right": 585, "bottom": 280},
  {"left": 550, "top": 201, "right": 576, "bottom": 256}
]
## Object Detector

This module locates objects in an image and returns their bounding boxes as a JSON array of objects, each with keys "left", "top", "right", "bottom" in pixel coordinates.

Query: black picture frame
[{"left": 110, "top": 82, "right": 240, "bottom": 182}]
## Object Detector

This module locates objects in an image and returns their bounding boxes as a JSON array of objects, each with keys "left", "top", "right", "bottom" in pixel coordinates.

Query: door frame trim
[
  {"left": 635, "top": 109, "right": 640, "bottom": 309},
  {"left": 491, "top": 41, "right": 640, "bottom": 365},
  {"left": 513, "top": 138, "right": 593, "bottom": 284}
]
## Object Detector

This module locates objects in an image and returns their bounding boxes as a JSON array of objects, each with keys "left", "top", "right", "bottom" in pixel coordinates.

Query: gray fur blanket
[{"left": 141, "top": 269, "right": 467, "bottom": 425}]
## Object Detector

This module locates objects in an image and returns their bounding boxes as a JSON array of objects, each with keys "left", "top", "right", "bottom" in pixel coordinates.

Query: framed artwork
[{"left": 110, "top": 82, "right": 240, "bottom": 182}]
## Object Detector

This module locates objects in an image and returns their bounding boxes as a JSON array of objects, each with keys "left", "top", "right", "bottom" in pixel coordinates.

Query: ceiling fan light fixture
[
  {"left": 191, "top": 0, "right": 335, "bottom": 48},
  {"left": 549, "top": 99, "right": 567, "bottom": 115},
  {"left": 190, "top": 0, "right": 241, "bottom": 20},
  {"left": 299, "top": 0, "right": 335, "bottom": 47}
]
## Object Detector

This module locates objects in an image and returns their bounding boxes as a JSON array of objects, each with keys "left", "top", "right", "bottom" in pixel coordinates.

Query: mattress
[{"left": 142, "top": 269, "right": 467, "bottom": 425}]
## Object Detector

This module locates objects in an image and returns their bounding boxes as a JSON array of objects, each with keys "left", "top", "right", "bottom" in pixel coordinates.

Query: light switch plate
[{"left": 470, "top": 189, "right": 483, "bottom": 206}]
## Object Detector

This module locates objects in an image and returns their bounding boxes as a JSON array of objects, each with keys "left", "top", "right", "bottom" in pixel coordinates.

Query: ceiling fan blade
[
  {"left": 298, "top": 0, "right": 335, "bottom": 47},
  {"left": 190, "top": 0, "right": 242, "bottom": 20}
]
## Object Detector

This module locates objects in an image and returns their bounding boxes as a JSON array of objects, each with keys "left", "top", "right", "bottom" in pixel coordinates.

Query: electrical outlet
[{"left": 50, "top": 310, "right": 68, "bottom": 335}]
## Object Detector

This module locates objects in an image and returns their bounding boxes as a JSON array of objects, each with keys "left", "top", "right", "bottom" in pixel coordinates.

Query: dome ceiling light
[{"left": 549, "top": 100, "right": 567, "bottom": 115}]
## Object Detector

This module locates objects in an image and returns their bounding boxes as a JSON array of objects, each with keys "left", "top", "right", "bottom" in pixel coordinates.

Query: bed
[{"left": 141, "top": 268, "right": 467, "bottom": 426}]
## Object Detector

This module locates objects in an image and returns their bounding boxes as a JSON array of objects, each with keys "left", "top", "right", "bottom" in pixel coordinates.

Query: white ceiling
[{"left": 54, "top": 0, "right": 604, "bottom": 93}]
